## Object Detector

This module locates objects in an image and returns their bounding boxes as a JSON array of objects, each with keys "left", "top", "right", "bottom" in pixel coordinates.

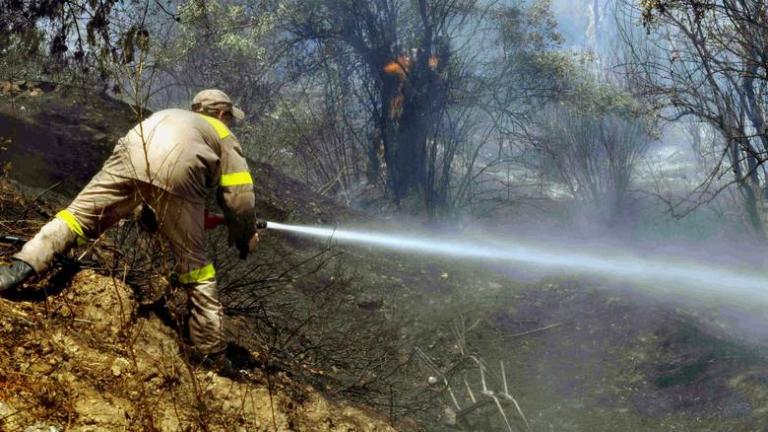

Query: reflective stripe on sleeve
[
  {"left": 220, "top": 171, "right": 253, "bottom": 187},
  {"left": 56, "top": 210, "right": 87, "bottom": 245},
  {"left": 198, "top": 114, "right": 231, "bottom": 139},
  {"left": 179, "top": 263, "right": 216, "bottom": 284}
]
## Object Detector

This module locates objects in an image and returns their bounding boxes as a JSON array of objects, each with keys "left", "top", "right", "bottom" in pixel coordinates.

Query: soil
[{"left": 0, "top": 265, "right": 401, "bottom": 431}]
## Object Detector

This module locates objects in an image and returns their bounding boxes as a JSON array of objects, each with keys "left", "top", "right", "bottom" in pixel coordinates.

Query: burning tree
[
  {"left": 286, "top": 0, "right": 568, "bottom": 217},
  {"left": 289, "top": 0, "right": 461, "bottom": 208}
]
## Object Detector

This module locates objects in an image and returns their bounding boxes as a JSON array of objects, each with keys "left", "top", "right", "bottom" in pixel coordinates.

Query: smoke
[
  {"left": 550, "top": 0, "right": 598, "bottom": 50},
  {"left": 268, "top": 221, "right": 768, "bottom": 306}
]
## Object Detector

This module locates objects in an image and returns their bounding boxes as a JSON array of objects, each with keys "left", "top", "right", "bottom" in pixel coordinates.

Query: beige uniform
[{"left": 16, "top": 109, "right": 256, "bottom": 353}]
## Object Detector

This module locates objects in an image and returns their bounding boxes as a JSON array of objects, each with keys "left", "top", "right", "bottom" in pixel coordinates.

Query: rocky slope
[{"left": 0, "top": 266, "right": 398, "bottom": 431}]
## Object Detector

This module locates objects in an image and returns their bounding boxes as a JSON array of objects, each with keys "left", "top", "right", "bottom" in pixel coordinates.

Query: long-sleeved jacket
[{"left": 101, "top": 108, "right": 255, "bottom": 235}]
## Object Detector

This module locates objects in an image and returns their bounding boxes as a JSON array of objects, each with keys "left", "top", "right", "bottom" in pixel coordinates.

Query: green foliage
[
  {"left": 173, "top": 0, "right": 275, "bottom": 61},
  {"left": 640, "top": 0, "right": 714, "bottom": 26},
  {"left": 153, "top": 0, "right": 283, "bottom": 121},
  {"left": 563, "top": 72, "right": 640, "bottom": 118},
  {"left": 0, "top": 30, "right": 46, "bottom": 81},
  {"left": 238, "top": 102, "right": 318, "bottom": 166},
  {"left": 498, "top": 0, "right": 564, "bottom": 51}
]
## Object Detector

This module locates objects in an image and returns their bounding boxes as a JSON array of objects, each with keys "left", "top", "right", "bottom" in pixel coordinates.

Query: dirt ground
[{"left": 0, "top": 263, "right": 401, "bottom": 431}]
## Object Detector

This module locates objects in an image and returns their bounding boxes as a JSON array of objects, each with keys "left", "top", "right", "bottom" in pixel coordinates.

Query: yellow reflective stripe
[
  {"left": 220, "top": 171, "right": 253, "bottom": 187},
  {"left": 198, "top": 114, "right": 231, "bottom": 139},
  {"left": 56, "top": 210, "right": 87, "bottom": 244},
  {"left": 179, "top": 263, "right": 216, "bottom": 284}
]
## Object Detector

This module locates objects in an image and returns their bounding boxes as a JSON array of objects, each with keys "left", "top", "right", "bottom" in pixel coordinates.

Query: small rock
[
  {"left": 487, "top": 281, "right": 502, "bottom": 289},
  {"left": 356, "top": 297, "right": 382, "bottom": 311},
  {"left": 0, "top": 401, "right": 13, "bottom": 417},
  {"left": 111, "top": 357, "right": 131, "bottom": 377},
  {"left": 442, "top": 407, "right": 457, "bottom": 426},
  {"left": 23, "top": 422, "right": 61, "bottom": 432}
]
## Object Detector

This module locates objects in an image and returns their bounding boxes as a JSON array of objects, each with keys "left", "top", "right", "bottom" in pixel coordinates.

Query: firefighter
[{"left": 0, "top": 89, "right": 258, "bottom": 377}]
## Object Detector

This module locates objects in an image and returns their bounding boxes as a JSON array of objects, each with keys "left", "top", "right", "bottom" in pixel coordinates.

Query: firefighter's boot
[
  {"left": 0, "top": 259, "right": 34, "bottom": 293},
  {"left": 203, "top": 351, "right": 243, "bottom": 380},
  {"left": 188, "top": 348, "right": 244, "bottom": 381}
]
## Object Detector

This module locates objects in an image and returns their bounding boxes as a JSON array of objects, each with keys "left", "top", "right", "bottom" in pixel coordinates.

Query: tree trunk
[{"left": 733, "top": 138, "right": 768, "bottom": 240}]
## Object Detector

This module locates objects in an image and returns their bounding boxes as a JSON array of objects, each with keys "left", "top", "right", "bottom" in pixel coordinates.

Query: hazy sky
[{"left": 551, "top": 0, "right": 593, "bottom": 48}]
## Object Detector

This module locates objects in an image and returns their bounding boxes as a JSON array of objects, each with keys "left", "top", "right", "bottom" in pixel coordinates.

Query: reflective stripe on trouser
[
  {"left": 186, "top": 277, "right": 225, "bottom": 354},
  {"left": 15, "top": 170, "right": 144, "bottom": 272}
]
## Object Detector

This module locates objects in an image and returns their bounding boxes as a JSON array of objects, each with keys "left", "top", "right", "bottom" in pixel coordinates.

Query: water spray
[{"left": 206, "top": 212, "right": 768, "bottom": 303}]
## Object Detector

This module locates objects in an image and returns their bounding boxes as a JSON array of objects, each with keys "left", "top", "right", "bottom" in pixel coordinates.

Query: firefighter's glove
[
  {"left": 134, "top": 203, "right": 158, "bottom": 233},
  {"left": 233, "top": 232, "right": 260, "bottom": 259},
  {"left": 227, "top": 221, "right": 256, "bottom": 260},
  {"left": 235, "top": 237, "right": 249, "bottom": 260}
]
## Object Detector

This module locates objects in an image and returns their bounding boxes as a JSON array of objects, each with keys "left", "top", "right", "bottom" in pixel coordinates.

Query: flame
[
  {"left": 383, "top": 55, "right": 412, "bottom": 79},
  {"left": 428, "top": 55, "right": 439, "bottom": 70},
  {"left": 389, "top": 94, "right": 405, "bottom": 119},
  {"left": 383, "top": 53, "right": 440, "bottom": 120}
]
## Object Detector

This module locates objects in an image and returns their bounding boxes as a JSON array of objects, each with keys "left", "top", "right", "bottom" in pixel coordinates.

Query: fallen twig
[
  {"left": 21, "top": 180, "right": 63, "bottom": 219},
  {"left": 505, "top": 322, "right": 563, "bottom": 340}
]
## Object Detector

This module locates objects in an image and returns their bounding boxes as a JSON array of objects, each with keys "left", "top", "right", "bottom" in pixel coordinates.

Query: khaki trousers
[{"left": 15, "top": 170, "right": 225, "bottom": 353}]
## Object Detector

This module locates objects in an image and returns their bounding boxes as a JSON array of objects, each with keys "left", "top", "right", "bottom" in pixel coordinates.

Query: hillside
[
  {"left": 2, "top": 82, "right": 768, "bottom": 431},
  {"left": 0, "top": 258, "right": 397, "bottom": 431}
]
